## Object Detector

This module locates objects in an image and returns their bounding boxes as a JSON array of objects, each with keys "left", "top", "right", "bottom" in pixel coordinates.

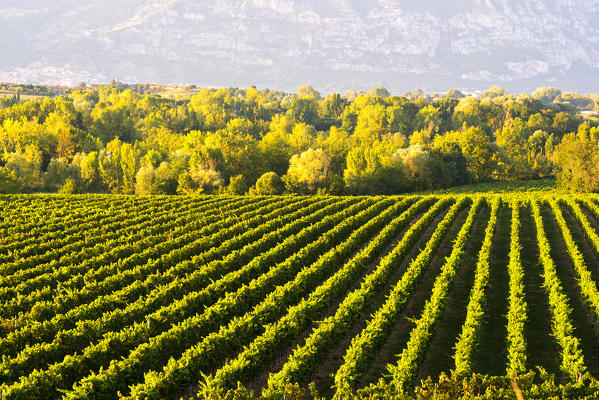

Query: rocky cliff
[{"left": 1, "top": 0, "right": 598, "bottom": 92}]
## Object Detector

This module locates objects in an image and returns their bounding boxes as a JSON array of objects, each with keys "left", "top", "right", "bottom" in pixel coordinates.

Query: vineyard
[{"left": 2, "top": 193, "right": 599, "bottom": 399}]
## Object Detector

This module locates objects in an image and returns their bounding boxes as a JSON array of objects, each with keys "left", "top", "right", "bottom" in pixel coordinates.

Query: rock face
[{"left": 2, "top": 0, "right": 599, "bottom": 92}]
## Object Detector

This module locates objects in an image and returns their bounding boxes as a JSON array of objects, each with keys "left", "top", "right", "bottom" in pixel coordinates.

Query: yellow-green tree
[
  {"left": 284, "top": 148, "right": 330, "bottom": 194},
  {"left": 554, "top": 127, "right": 599, "bottom": 192}
]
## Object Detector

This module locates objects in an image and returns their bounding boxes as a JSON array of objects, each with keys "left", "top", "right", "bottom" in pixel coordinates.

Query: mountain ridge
[{"left": 1, "top": 0, "right": 599, "bottom": 92}]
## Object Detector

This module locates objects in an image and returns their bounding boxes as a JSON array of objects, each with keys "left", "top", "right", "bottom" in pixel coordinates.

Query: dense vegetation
[
  {"left": 1, "top": 83, "right": 598, "bottom": 195},
  {"left": 2, "top": 192, "right": 599, "bottom": 399}
]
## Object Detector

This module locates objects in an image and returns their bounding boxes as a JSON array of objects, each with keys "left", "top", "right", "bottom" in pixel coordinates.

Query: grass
[{"left": 421, "top": 178, "right": 557, "bottom": 195}]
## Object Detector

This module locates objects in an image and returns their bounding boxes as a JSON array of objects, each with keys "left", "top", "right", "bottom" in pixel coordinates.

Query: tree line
[{"left": 0, "top": 83, "right": 596, "bottom": 195}]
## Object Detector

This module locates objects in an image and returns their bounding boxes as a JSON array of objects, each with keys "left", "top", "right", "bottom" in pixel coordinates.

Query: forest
[{"left": 0, "top": 83, "right": 597, "bottom": 195}]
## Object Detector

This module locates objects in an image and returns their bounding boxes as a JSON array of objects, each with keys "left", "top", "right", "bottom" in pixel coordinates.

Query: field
[
  {"left": 1, "top": 193, "right": 599, "bottom": 399},
  {"left": 0, "top": 92, "right": 49, "bottom": 101}
]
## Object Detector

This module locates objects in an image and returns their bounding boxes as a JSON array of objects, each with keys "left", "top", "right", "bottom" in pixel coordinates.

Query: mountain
[{"left": 2, "top": 0, "right": 599, "bottom": 93}]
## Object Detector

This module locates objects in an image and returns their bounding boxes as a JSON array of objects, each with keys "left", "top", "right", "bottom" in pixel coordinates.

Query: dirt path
[
  {"left": 520, "top": 204, "right": 561, "bottom": 374},
  {"left": 472, "top": 203, "right": 510, "bottom": 375}
]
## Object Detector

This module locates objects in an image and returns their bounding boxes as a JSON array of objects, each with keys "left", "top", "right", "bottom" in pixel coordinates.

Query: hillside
[{"left": 2, "top": 0, "right": 599, "bottom": 91}]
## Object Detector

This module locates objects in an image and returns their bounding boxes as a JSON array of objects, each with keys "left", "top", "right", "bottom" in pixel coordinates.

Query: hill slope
[{"left": 1, "top": 0, "right": 599, "bottom": 91}]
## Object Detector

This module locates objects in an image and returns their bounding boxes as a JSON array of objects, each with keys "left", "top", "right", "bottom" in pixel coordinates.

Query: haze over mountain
[{"left": 2, "top": 0, "right": 599, "bottom": 93}]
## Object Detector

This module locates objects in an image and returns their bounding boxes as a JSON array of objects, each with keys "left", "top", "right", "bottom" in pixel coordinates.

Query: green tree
[
  {"left": 554, "top": 129, "right": 599, "bottom": 192},
  {"left": 4, "top": 144, "right": 43, "bottom": 190},
  {"left": 290, "top": 96, "right": 319, "bottom": 125},
  {"left": 135, "top": 166, "right": 155, "bottom": 195},
  {"left": 0, "top": 167, "right": 19, "bottom": 193},
  {"left": 480, "top": 86, "right": 508, "bottom": 99},
  {"left": 315, "top": 126, "right": 350, "bottom": 173},
  {"left": 531, "top": 86, "right": 561, "bottom": 105},
  {"left": 368, "top": 87, "right": 391, "bottom": 98},
  {"left": 344, "top": 145, "right": 406, "bottom": 195},
  {"left": 143, "top": 149, "right": 162, "bottom": 168},
  {"left": 250, "top": 171, "right": 285, "bottom": 195},
  {"left": 445, "top": 89, "right": 465, "bottom": 98},
  {"left": 120, "top": 143, "right": 138, "bottom": 194},
  {"left": 320, "top": 93, "right": 346, "bottom": 122},
  {"left": 297, "top": 85, "right": 320, "bottom": 99},
  {"left": 44, "top": 112, "right": 76, "bottom": 161},
  {"left": 78, "top": 151, "right": 101, "bottom": 190},
  {"left": 91, "top": 105, "right": 136, "bottom": 143},
  {"left": 98, "top": 144, "right": 121, "bottom": 193},
  {"left": 495, "top": 117, "right": 531, "bottom": 178},
  {"left": 353, "top": 104, "right": 388, "bottom": 144},
  {"left": 394, "top": 144, "right": 448, "bottom": 190},
  {"left": 222, "top": 174, "right": 248, "bottom": 195},
  {"left": 259, "top": 114, "right": 295, "bottom": 175},
  {"left": 283, "top": 148, "right": 330, "bottom": 194},
  {"left": 59, "top": 178, "right": 80, "bottom": 194},
  {"left": 177, "top": 167, "right": 223, "bottom": 195},
  {"left": 433, "top": 127, "right": 499, "bottom": 181}
]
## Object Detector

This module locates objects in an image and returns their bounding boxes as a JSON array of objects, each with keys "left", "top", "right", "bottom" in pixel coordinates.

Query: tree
[
  {"left": 222, "top": 174, "right": 248, "bottom": 195},
  {"left": 445, "top": 89, "right": 465, "bottom": 99},
  {"left": 143, "top": 149, "right": 162, "bottom": 168},
  {"left": 98, "top": 148, "right": 121, "bottom": 193},
  {"left": 531, "top": 87, "right": 561, "bottom": 105},
  {"left": 120, "top": 143, "right": 138, "bottom": 194},
  {"left": 177, "top": 167, "right": 223, "bottom": 195},
  {"left": 527, "top": 130, "right": 553, "bottom": 177},
  {"left": 290, "top": 96, "right": 319, "bottom": 125},
  {"left": 259, "top": 114, "right": 295, "bottom": 175},
  {"left": 353, "top": 104, "right": 388, "bottom": 143},
  {"left": 552, "top": 112, "right": 582, "bottom": 137},
  {"left": 78, "top": 151, "right": 101, "bottom": 190},
  {"left": 316, "top": 126, "right": 350, "bottom": 173},
  {"left": 387, "top": 102, "right": 418, "bottom": 137},
  {"left": 415, "top": 104, "right": 442, "bottom": 134},
  {"left": 188, "top": 88, "right": 234, "bottom": 130},
  {"left": 495, "top": 117, "right": 531, "bottom": 178},
  {"left": 59, "top": 178, "right": 80, "bottom": 194},
  {"left": 320, "top": 93, "right": 346, "bottom": 122},
  {"left": 554, "top": 129, "right": 599, "bottom": 192},
  {"left": 91, "top": 105, "right": 136, "bottom": 143},
  {"left": 44, "top": 159, "right": 80, "bottom": 191},
  {"left": 4, "top": 145, "right": 42, "bottom": 191},
  {"left": 452, "top": 97, "right": 483, "bottom": 130},
  {"left": 45, "top": 112, "right": 76, "bottom": 161},
  {"left": 204, "top": 129, "right": 263, "bottom": 182},
  {"left": 432, "top": 127, "right": 500, "bottom": 182},
  {"left": 135, "top": 161, "right": 177, "bottom": 195},
  {"left": 394, "top": 145, "right": 452, "bottom": 190},
  {"left": 0, "top": 167, "right": 19, "bottom": 193},
  {"left": 283, "top": 148, "right": 330, "bottom": 194},
  {"left": 250, "top": 172, "right": 285, "bottom": 195},
  {"left": 343, "top": 89, "right": 359, "bottom": 101},
  {"left": 297, "top": 84, "right": 320, "bottom": 99},
  {"left": 481, "top": 86, "right": 508, "bottom": 99},
  {"left": 368, "top": 87, "right": 391, "bottom": 98},
  {"left": 410, "top": 129, "right": 432, "bottom": 146},
  {"left": 135, "top": 166, "right": 155, "bottom": 195},
  {"left": 344, "top": 145, "right": 406, "bottom": 195},
  {"left": 154, "top": 162, "right": 177, "bottom": 194},
  {"left": 288, "top": 123, "right": 315, "bottom": 155}
]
